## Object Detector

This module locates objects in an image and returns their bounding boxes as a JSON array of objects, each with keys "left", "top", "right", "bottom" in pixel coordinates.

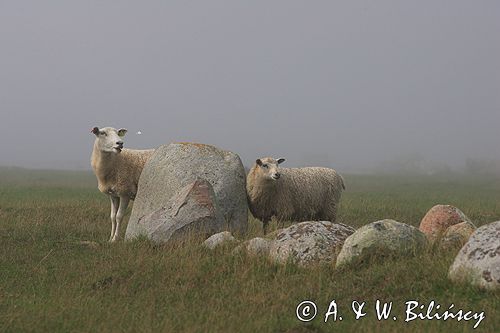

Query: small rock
[
  {"left": 203, "top": 231, "right": 237, "bottom": 250},
  {"left": 237, "top": 237, "right": 273, "bottom": 257},
  {"left": 232, "top": 237, "right": 272, "bottom": 256},
  {"left": 419, "top": 205, "right": 472, "bottom": 243},
  {"left": 441, "top": 221, "right": 476, "bottom": 250},
  {"left": 246, "top": 237, "right": 273, "bottom": 256},
  {"left": 269, "top": 221, "right": 355, "bottom": 266},
  {"left": 336, "top": 219, "right": 428, "bottom": 267},
  {"left": 449, "top": 221, "right": 500, "bottom": 290}
]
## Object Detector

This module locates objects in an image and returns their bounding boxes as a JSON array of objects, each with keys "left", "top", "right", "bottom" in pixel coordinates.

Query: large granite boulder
[
  {"left": 419, "top": 205, "right": 473, "bottom": 243},
  {"left": 336, "top": 219, "right": 428, "bottom": 267},
  {"left": 449, "top": 221, "right": 500, "bottom": 290},
  {"left": 268, "top": 221, "right": 355, "bottom": 266},
  {"left": 126, "top": 142, "right": 248, "bottom": 240},
  {"left": 128, "top": 179, "right": 224, "bottom": 243}
]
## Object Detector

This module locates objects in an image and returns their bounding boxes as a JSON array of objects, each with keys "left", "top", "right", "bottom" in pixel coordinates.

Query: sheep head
[
  {"left": 91, "top": 126, "right": 127, "bottom": 154},
  {"left": 255, "top": 157, "right": 285, "bottom": 181}
]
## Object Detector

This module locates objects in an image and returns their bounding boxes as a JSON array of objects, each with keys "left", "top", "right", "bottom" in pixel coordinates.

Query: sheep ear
[
  {"left": 277, "top": 158, "right": 285, "bottom": 164},
  {"left": 91, "top": 127, "right": 99, "bottom": 135},
  {"left": 256, "top": 159, "right": 263, "bottom": 166},
  {"left": 118, "top": 128, "right": 128, "bottom": 137}
]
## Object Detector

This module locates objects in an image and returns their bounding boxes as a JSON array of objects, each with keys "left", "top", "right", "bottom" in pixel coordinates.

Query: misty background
[{"left": 1, "top": 1, "right": 499, "bottom": 175}]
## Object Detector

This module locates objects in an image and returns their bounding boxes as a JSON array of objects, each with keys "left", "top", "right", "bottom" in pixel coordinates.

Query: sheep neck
[
  {"left": 248, "top": 169, "right": 281, "bottom": 198},
  {"left": 91, "top": 142, "right": 120, "bottom": 186}
]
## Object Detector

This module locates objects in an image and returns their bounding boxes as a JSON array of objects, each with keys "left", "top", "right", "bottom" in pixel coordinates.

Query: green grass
[{"left": 0, "top": 169, "right": 499, "bottom": 332}]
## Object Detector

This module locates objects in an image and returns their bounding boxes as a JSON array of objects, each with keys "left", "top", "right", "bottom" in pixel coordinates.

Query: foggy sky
[{"left": 1, "top": 1, "right": 499, "bottom": 171}]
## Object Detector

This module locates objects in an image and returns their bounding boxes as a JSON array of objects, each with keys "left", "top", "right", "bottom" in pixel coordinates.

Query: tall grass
[{"left": 0, "top": 169, "right": 499, "bottom": 332}]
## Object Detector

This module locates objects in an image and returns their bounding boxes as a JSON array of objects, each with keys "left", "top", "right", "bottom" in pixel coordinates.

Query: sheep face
[
  {"left": 255, "top": 157, "right": 286, "bottom": 181},
  {"left": 92, "top": 126, "right": 127, "bottom": 154}
]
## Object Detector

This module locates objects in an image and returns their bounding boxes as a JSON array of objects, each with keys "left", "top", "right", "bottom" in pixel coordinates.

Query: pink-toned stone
[
  {"left": 419, "top": 205, "right": 472, "bottom": 243},
  {"left": 129, "top": 178, "right": 224, "bottom": 243}
]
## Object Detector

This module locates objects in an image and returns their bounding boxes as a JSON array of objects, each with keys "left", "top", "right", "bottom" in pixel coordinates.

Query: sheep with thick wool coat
[
  {"left": 246, "top": 157, "right": 345, "bottom": 234},
  {"left": 90, "top": 126, "right": 155, "bottom": 242}
]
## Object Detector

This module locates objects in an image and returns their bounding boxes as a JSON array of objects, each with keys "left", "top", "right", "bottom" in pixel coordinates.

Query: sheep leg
[
  {"left": 328, "top": 205, "right": 337, "bottom": 223},
  {"left": 112, "top": 197, "right": 130, "bottom": 242},
  {"left": 262, "top": 219, "right": 270, "bottom": 235},
  {"left": 109, "top": 196, "right": 119, "bottom": 242}
]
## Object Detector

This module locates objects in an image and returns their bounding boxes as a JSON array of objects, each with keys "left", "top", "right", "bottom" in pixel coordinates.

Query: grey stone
[
  {"left": 449, "top": 221, "right": 500, "bottom": 290},
  {"left": 126, "top": 142, "right": 248, "bottom": 239},
  {"left": 269, "top": 221, "right": 355, "bottom": 266},
  {"left": 336, "top": 219, "right": 428, "bottom": 267},
  {"left": 233, "top": 237, "right": 273, "bottom": 257},
  {"left": 246, "top": 237, "right": 273, "bottom": 256},
  {"left": 203, "top": 231, "right": 237, "bottom": 250},
  {"left": 440, "top": 221, "right": 476, "bottom": 250},
  {"left": 129, "top": 178, "right": 224, "bottom": 243}
]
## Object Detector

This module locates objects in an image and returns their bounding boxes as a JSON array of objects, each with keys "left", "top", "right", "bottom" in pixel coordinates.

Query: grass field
[{"left": 0, "top": 167, "right": 499, "bottom": 332}]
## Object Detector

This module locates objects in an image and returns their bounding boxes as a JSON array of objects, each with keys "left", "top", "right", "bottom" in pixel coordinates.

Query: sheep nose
[
  {"left": 116, "top": 141, "right": 123, "bottom": 147},
  {"left": 274, "top": 173, "right": 281, "bottom": 179}
]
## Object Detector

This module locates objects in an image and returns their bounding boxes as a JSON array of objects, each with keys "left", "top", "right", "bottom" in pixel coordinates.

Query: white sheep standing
[
  {"left": 90, "top": 126, "right": 155, "bottom": 242},
  {"left": 246, "top": 157, "right": 345, "bottom": 234}
]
